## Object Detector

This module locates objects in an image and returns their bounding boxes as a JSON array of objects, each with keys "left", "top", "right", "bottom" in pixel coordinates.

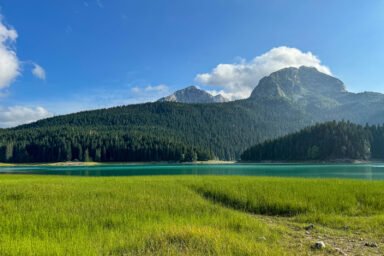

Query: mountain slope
[
  {"left": 158, "top": 86, "right": 228, "bottom": 103},
  {"left": 4, "top": 66, "right": 384, "bottom": 161}
]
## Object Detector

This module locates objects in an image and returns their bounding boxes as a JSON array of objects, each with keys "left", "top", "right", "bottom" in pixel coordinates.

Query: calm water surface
[{"left": 1, "top": 163, "right": 384, "bottom": 180}]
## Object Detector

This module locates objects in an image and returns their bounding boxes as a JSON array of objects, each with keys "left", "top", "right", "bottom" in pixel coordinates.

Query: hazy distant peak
[{"left": 158, "top": 86, "right": 229, "bottom": 103}]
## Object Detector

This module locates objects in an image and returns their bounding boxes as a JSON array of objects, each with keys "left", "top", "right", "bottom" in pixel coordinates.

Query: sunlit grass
[
  {"left": 0, "top": 175, "right": 383, "bottom": 255},
  {"left": 0, "top": 163, "right": 15, "bottom": 166},
  {"left": 188, "top": 177, "right": 384, "bottom": 234}
]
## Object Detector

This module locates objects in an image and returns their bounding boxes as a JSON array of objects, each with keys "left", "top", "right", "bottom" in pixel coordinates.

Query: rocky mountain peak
[
  {"left": 158, "top": 86, "right": 229, "bottom": 103},
  {"left": 250, "top": 66, "right": 347, "bottom": 100}
]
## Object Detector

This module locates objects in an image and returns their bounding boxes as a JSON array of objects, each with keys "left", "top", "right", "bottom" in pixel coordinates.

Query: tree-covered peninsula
[{"left": 241, "top": 121, "right": 384, "bottom": 161}]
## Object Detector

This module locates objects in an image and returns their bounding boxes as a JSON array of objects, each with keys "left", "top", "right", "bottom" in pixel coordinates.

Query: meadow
[{"left": 0, "top": 175, "right": 383, "bottom": 255}]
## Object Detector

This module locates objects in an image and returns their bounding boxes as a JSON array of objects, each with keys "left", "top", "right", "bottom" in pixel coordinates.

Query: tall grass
[
  {"left": 0, "top": 175, "right": 287, "bottom": 255},
  {"left": 0, "top": 175, "right": 383, "bottom": 255},
  {"left": 187, "top": 176, "right": 384, "bottom": 234}
]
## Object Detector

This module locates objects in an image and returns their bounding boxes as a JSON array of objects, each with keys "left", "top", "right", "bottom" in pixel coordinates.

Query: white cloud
[
  {"left": 0, "top": 16, "right": 20, "bottom": 90},
  {"left": 131, "top": 84, "right": 169, "bottom": 94},
  {"left": 32, "top": 63, "right": 46, "bottom": 80},
  {"left": 130, "top": 84, "right": 171, "bottom": 102},
  {"left": 196, "top": 46, "right": 331, "bottom": 100},
  {"left": 206, "top": 89, "right": 235, "bottom": 100},
  {"left": 0, "top": 15, "right": 50, "bottom": 128},
  {"left": 131, "top": 87, "right": 140, "bottom": 93},
  {"left": 0, "top": 15, "right": 46, "bottom": 91},
  {"left": 0, "top": 106, "right": 52, "bottom": 128}
]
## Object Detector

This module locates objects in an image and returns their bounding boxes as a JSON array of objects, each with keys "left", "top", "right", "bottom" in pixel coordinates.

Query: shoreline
[
  {"left": 1, "top": 159, "right": 383, "bottom": 167},
  {"left": 0, "top": 160, "right": 236, "bottom": 167},
  {"left": 239, "top": 159, "right": 384, "bottom": 164}
]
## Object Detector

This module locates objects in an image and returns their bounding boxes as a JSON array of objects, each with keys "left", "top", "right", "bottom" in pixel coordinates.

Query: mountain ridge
[{"left": 158, "top": 85, "right": 229, "bottom": 103}]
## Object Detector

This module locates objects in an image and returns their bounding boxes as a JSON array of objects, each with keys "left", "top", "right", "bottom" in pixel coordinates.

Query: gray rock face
[
  {"left": 251, "top": 66, "right": 346, "bottom": 100},
  {"left": 158, "top": 86, "right": 229, "bottom": 103}
]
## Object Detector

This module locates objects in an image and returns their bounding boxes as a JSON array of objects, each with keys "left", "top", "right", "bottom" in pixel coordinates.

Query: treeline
[
  {"left": 0, "top": 127, "right": 214, "bottom": 163},
  {"left": 241, "top": 121, "right": 384, "bottom": 161}
]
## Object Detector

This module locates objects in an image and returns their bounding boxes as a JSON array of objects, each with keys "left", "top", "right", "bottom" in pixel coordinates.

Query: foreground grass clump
[{"left": 0, "top": 175, "right": 383, "bottom": 255}]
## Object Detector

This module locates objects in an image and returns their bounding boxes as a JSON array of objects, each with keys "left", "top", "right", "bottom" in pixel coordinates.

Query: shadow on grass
[{"left": 192, "top": 188, "right": 307, "bottom": 217}]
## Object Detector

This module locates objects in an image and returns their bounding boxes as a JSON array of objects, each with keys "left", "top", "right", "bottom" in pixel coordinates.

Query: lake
[{"left": 1, "top": 163, "right": 384, "bottom": 180}]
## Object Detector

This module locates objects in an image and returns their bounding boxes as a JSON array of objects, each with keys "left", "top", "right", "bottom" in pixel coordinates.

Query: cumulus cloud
[
  {"left": 0, "top": 15, "right": 50, "bottom": 127},
  {"left": 32, "top": 63, "right": 46, "bottom": 80},
  {"left": 0, "top": 106, "right": 52, "bottom": 128},
  {"left": 0, "top": 16, "right": 20, "bottom": 90},
  {"left": 0, "top": 16, "right": 46, "bottom": 90},
  {"left": 196, "top": 46, "right": 331, "bottom": 100}
]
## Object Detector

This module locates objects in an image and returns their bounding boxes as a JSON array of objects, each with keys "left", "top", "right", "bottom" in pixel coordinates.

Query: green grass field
[{"left": 0, "top": 175, "right": 383, "bottom": 255}]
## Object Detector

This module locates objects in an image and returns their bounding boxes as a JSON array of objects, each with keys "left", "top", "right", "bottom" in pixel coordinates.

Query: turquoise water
[{"left": 1, "top": 163, "right": 384, "bottom": 180}]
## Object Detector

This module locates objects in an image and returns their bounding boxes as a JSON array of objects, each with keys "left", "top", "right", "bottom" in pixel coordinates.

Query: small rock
[
  {"left": 313, "top": 241, "right": 325, "bottom": 249},
  {"left": 359, "top": 238, "right": 363, "bottom": 241},
  {"left": 305, "top": 231, "right": 310, "bottom": 235},
  {"left": 364, "top": 242, "right": 378, "bottom": 247},
  {"left": 305, "top": 223, "right": 314, "bottom": 230},
  {"left": 317, "top": 236, "right": 323, "bottom": 239},
  {"left": 323, "top": 233, "right": 328, "bottom": 237},
  {"left": 344, "top": 226, "right": 350, "bottom": 230}
]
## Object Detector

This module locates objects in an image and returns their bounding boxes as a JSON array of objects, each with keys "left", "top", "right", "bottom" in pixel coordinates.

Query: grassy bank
[
  {"left": 0, "top": 160, "right": 235, "bottom": 167},
  {"left": 0, "top": 175, "right": 382, "bottom": 255},
  {"left": 0, "top": 162, "right": 99, "bottom": 167}
]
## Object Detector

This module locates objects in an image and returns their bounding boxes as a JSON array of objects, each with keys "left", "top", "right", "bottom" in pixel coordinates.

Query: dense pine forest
[
  {"left": 0, "top": 127, "right": 213, "bottom": 163},
  {"left": 241, "top": 121, "right": 384, "bottom": 161},
  {"left": 6, "top": 99, "right": 310, "bottom": 161}
]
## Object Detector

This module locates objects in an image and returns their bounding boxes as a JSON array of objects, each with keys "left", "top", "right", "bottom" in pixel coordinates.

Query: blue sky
[{"left": 0, "top": 0, "right": 384, "bottom": 127}]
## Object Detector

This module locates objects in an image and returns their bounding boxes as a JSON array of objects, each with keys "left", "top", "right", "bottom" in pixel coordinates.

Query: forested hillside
[
  {"left": 241, "top": 121, "right": 384, "bottom": 161},
  {"left": 10, "top": 98, "right": 310, "bottom": 160},
  {"left": 2, "top": 66, "right": 384, "bottom": 162},
  {"left": 0, "top": 127, "right": 213, "bottom": 163}
]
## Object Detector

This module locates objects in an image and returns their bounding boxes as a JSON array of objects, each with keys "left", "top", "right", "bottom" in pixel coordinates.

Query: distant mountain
[
  {"left": 158, "top": 86, "right": 229, "bottom": 103},
  {"left": 3, "top": 66, "right": 384, "bottom": 162},
  {"left": 251, "top": 66, "right": 384, "bottom": 124}
]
